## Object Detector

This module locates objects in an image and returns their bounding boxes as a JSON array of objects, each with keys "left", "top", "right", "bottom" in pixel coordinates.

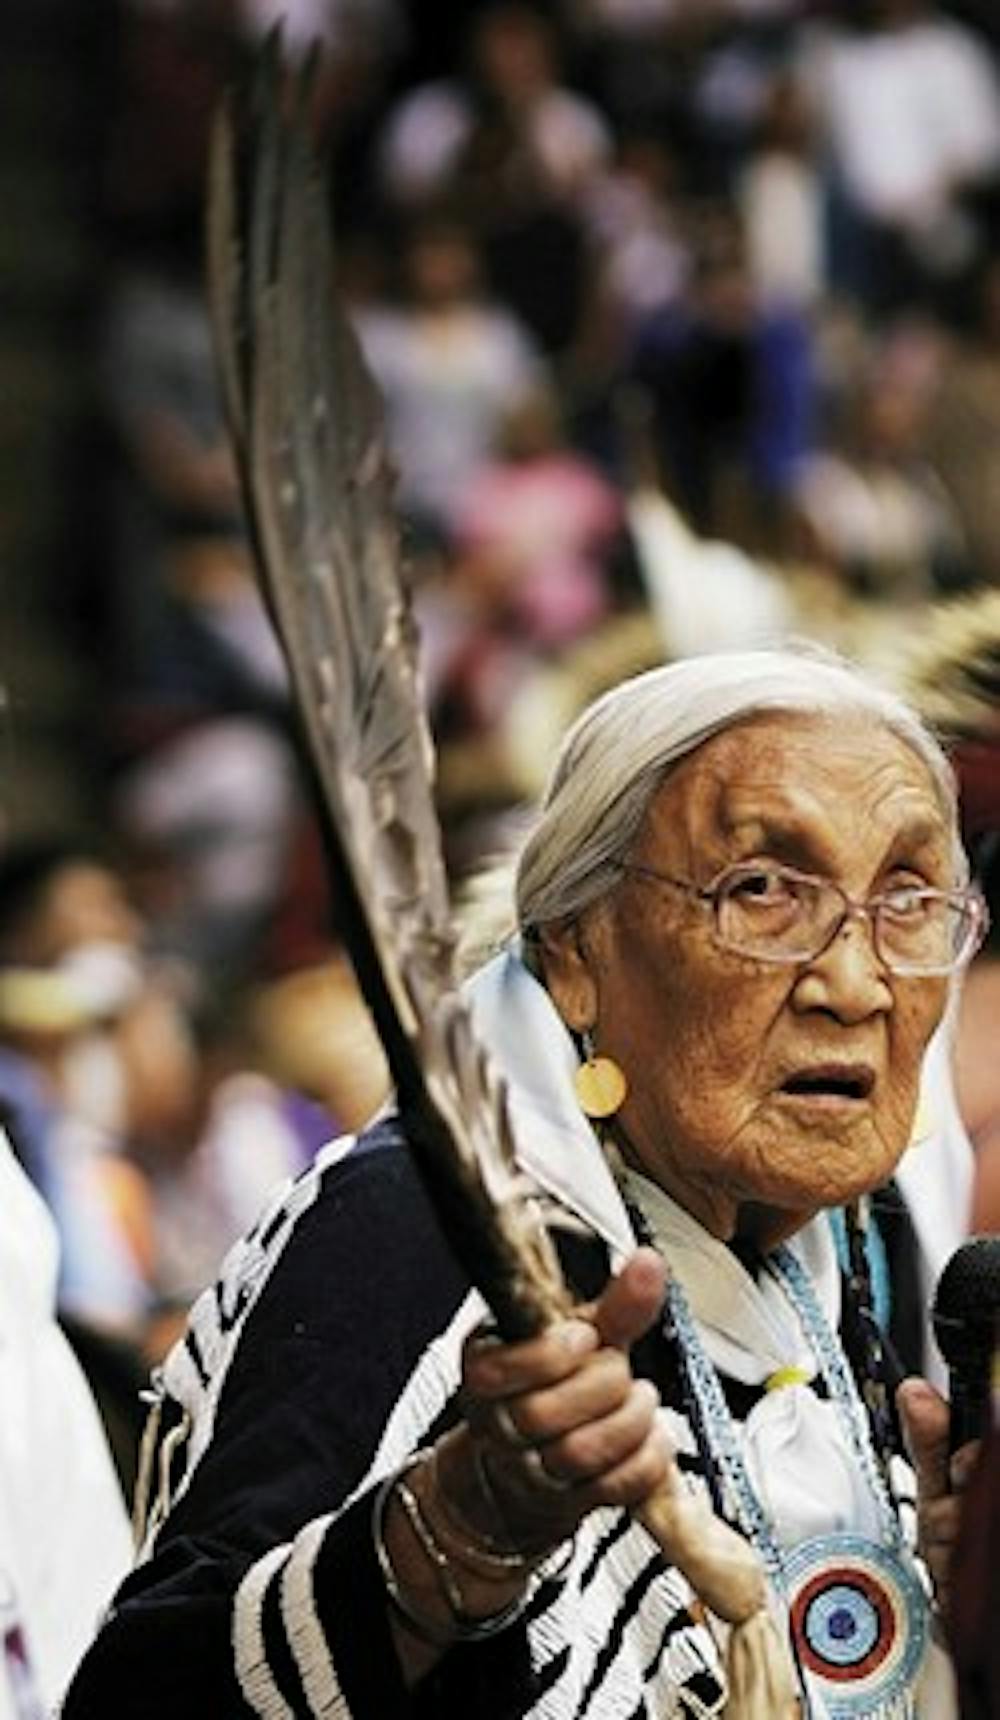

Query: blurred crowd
[{"left": 4, "top": 0, "right": 1000, "bottom": 1492}]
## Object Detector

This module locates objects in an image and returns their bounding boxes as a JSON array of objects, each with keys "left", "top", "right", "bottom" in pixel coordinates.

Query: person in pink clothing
[{"left": 449, "top": 385, "right": 625, "bottom": 650}]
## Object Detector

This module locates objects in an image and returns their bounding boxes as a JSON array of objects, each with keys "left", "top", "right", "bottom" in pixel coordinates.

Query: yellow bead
[{"left": 764, "top": 1365, "right": 812, "bottom": 1393}]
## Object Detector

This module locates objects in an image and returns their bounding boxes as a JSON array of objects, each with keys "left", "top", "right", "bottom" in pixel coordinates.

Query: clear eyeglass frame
[{"left": 617, "top": 858, "right": 988, "bottom": 978}]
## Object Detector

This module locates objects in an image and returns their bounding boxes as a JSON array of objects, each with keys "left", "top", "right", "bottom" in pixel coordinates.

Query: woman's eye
[
  {"left": 730, "top": 870, "right": 791, "bottom": 904},
  {"left": 882, "top": 886, "right": 927, "bottom": 917},
  {"left": 882, "top": 868, "right": 938, "bottom": 907}
]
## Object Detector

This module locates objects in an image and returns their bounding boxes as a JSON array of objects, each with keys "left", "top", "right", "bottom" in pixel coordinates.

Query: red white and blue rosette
[{"left": 784, "top": 1532, "right": 928, "bottom": 1717}]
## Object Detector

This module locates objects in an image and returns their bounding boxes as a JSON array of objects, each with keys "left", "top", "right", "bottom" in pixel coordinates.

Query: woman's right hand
[
  {"left": 384, "top": 1248, "right": 783, "bottom": 1685},
  {"left": 439, "top": 1246, "right": 673, "bottom": 1557},
  {"left": 383, "top": 1248, "right": 673, "bottom": 1682}
]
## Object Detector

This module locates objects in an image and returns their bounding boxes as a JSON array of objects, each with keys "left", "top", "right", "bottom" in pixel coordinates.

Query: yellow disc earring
[{"left": 574, "top": 1028, "right": 627, "bottom": 1120}]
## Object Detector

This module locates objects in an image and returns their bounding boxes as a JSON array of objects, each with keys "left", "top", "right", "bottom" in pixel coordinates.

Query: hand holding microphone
[
  {"left": 931, "top": 1235, "right": 1000, "bottom": 1452},
  {"left": 897, "top": 1236, "right": 1000, "bottom": 1617},
  {"left": 935, "top": 1242, "right": 1000, "bottom": 1718}
]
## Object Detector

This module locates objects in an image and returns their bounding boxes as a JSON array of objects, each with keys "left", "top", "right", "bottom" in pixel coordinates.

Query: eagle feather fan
[{"left": 204, "top": 39, "right": 798, "bottom": 1713}]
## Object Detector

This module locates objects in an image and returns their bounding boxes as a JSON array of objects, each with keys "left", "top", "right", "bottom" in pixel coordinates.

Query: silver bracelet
[
  {"left": 429, "top": 1442, "right": 541, "bottom": 1573},
  {"left": 433, "top": 1443, "right": 578, "bottom": 1590},
  {"left": 373, "top": 1468, "right": 456, "bottom": 1646},
  {"left": 372, "top": 1459, "right": 535, "bottom": 1645}
]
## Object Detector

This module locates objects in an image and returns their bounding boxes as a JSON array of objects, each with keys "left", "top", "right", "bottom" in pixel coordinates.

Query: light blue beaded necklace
[{"left": 663, "top": 1245, "right": 930, "bottom": 1719}]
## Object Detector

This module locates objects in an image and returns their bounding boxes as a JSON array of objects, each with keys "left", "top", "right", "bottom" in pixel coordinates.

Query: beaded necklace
[
  {"left": 627, "top": 1189, "right": 931, "bottom": 1720},
  {"left": 666, "top": 1248, "right": 902, "bottom": 1566}
]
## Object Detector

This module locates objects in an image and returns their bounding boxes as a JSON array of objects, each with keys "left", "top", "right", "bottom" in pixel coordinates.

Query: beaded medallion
[{"left": 785, "top": 1531, "right": 927, "bottom": 1717}]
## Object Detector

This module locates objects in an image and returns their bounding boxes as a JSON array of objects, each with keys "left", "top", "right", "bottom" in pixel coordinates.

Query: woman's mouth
[{"left": 778, "top": 1064, "right": 876, "bottom": 1106}]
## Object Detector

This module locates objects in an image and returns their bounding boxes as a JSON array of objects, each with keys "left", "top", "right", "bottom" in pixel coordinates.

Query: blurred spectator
[
  {"left": 951, "top": 828, "right": 1000, "bottom": 1228},
  {"left": 114, "top": 714, "right": 299, "bottom": 983},
  {"left": 98, "top": 233, "right": 242, "bottom": 691},
  {"left": 580, "top": 128, "right": 690, "bottom": 348},
  {"left": 408, "top": 387, "right": 642, "bottom": 864},
  {"left": 448, "top": 383, "right": 627, "bottom": 649},
  {"left": 379, "top": 4, "right": 611, "bottom": 212},
  {"left": 789, "top": 332, "right": 970, "bottom": 601},
  {"left": 103, "top": 0, "right": 239, "bottom": 253},
  {"left": 415, "top": 396, "right": 627, "bottom": 754},
  {"left": 107, "top": 526, "right": 300, "bottom": 983},
  {"left": 0, "top": 833, "right": 351, "bottom": 1488},
  {"left": 806, "top": 0, "right": 1000, "bottom": 318},
  {"left": 566, "top": 11, "right": 698, "bottom": 233},
  {"left": 247, "top": 953, "right": 391, "bottom": 1135},
  {"left": 565, "top": 1, "right": 786, "bottom": 176},
  {"left": 628, "top": 209, "right": 816, "bottom": 540},
  {"left": 0, "top": 1123, "right": 132, "bottom": 1717},
  {"left": 923, "top": 252, "right": 1000, "bottom": 585},
  {"left": 376, "top": 3, "right": 610, "bottom": 353},
  {"left": 688, "top": 2, "right": 805, "bottom": 190},
  {"left": 0, "top": 837, "right": 170, "bottom": 1340},
  {"left": 132, "top": 981, "right": 323, "bottom": 1309},
  {"left": 353, "top": 213, "right": 545, "bottom": 532},
  {"left": 737, "top": 69, "right": 826, "bottom": 308},
  {"left": 98, "top": 219, "right": 302, "bottom": 987}
]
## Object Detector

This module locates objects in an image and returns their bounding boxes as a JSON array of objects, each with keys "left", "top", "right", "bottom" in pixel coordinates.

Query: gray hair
[{"left": 515, "top": 644, "right": 962, "bottom": 937}]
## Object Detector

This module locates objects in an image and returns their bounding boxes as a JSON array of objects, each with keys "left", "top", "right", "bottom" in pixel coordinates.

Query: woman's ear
[{"left": 536, "top": 918, "right": 599, "bottom": 1032}]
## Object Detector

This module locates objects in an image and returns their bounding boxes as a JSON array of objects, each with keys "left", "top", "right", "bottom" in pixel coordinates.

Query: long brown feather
[
  {"left": 205, "top": 47, "right": 801, "bottom": 1696},
  {"left": 206, "top": 41, "right": 567, "bottom": 1340}
]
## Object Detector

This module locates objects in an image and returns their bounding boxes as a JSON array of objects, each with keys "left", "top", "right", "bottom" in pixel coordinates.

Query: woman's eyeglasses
[{"left": 617, "top": 859, "right": 988, "bottom": 977}]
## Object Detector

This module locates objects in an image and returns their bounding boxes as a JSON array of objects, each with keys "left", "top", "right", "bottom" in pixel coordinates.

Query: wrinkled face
[{"left": 541, "top": 713, "right": 953, "bottom": 1242}]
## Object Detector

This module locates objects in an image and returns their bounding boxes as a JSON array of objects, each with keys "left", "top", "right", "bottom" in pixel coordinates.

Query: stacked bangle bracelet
[{"left": 372, "top": 1447, "right": 574, "bottom": 1647}]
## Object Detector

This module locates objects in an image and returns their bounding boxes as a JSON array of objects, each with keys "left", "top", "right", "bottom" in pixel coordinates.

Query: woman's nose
[{"left": 791, "top": 912, "right": 894, "bottom": 1021}]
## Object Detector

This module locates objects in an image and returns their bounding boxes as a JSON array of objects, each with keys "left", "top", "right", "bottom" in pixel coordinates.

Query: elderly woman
[{"left": 64, "top": 647, "right": 983, "bottom": 1719}]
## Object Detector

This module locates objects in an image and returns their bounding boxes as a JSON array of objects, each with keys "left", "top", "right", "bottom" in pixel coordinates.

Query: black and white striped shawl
[
  {"left": 63, "top": 1118, "right": 919, "bottom": 1718},
  {"left": 63, "top": 1120, "right": 733, "bottom": 1717}
]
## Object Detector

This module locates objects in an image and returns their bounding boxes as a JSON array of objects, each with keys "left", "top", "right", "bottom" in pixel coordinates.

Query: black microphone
[{"left": 931, "top": 1235, "right": 1000, "bottom": 1452}]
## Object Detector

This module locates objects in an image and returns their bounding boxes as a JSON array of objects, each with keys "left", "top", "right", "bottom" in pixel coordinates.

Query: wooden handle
[{"left": 639, "top": 1469, "right": 766, "bottom": 1625}]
